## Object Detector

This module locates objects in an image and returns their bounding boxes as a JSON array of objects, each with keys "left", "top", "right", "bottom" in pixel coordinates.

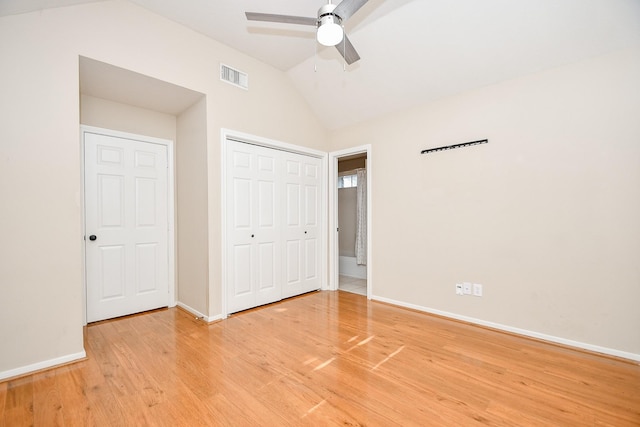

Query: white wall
[
  {"left": 0, "top": 1, "right": 326, "bottom": 378},
  {"left": 329, "top": 47, "right": 640, "bottom": 358},
  {"left": 176, "top": 97, "right": 209, "bottom": 318},
  {"left": 80, "top": 95, "right": 177, "bottom": 141}
]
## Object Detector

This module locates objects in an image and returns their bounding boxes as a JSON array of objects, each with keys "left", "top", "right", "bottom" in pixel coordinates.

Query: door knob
[
  {"left": 251, "top": 234, "right": 255, "bottom": 238},
  {"left": 89, "top": 235, "right": 97, "bottom": 241}
]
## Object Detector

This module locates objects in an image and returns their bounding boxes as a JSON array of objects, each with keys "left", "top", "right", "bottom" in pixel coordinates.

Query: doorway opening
[
  {"left": 337, "top": 155, "right": 367, "bottom": 295},
  {"left": 329, "top": 145, "right": 372, "bottom": 298}
]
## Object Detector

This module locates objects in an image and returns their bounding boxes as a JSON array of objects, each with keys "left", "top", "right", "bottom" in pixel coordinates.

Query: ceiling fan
[{"left": 245, "top": 0, "right": 369, "bottom": 65}]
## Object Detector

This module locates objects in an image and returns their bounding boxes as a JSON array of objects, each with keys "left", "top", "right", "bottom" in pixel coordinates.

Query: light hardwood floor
[{"left": 1, "top": 291, "right": 639, "bottom": 426}]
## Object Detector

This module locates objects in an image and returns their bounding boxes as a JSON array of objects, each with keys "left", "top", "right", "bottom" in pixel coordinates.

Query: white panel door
[
  {"left": 226, "top": 140, "right": 281, "bottom": 313},
  {"left": 282, "top": 151, "right": 322, "bottom": 298},
  {"left": 85, "top": 132, "right": 169, "bottom": 322}
]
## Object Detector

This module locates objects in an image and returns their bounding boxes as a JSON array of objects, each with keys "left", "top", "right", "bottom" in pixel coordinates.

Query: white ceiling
[{"left": 3, "top": 0, "right": 639, "bottom": 130}]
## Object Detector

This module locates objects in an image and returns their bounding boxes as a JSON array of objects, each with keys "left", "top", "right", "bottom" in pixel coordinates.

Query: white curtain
[{"left": 355, "top": 168, "right": 367, "bottom": 265}]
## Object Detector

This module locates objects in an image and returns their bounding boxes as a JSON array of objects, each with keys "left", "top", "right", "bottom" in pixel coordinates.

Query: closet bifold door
[
  {"left": 281, "top": 151, "right": 322, "bottom": 299},
  {"left": 226, "top": 141, "right": 282, "bottom": 313}
]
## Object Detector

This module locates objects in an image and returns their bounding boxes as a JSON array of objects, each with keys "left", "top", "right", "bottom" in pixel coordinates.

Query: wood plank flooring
[{"left": 1, "top": 290, "right": 639, "bottom": 426}]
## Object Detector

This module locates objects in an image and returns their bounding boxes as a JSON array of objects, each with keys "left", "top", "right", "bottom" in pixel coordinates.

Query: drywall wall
[
  {"left": 0, "top": 1, "right": 326, "bottom": 378},
  {"left": 80, "top": 94, "right": 177, "bottom": 141},
  {"left": 176, "top": 97, "right": 209, "bottom": 317},
  {"left": 0, "top": 10, "right": 86, "bottom": 377},
  {"left": 329, "top": 47, "right": 640, "bottom": 357}
]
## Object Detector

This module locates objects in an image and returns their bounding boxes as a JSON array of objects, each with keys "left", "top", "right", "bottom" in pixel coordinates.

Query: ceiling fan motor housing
[
  {"left": 317, "top": 4, "right": 343, "bottom": 46},
  {"left": 244, "top": 0, "right": 366, "bottom": 64}
]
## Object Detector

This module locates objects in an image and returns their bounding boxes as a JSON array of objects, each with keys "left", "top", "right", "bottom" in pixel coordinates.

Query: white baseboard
[
  {"left": 0, "top": 350, "right": 87, "bottom": 382},
  {"left": 339, "top": 256, "right": 367, "bottom": 279},
  {"left": 372, "top": 295, "right": 640, "bottom": 363},
  {"left": 176, "top": 302, "right": 223, "bottom": 323},
  {"left": 206, "top": 314, "right": 224, "bottom": 323}
]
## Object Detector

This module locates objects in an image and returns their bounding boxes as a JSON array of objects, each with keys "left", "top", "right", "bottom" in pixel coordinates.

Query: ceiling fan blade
[
  {"left": 335, "top": 34, "right": 360, "bottom": 65},
  {"left": 245, "top": 12, "right": 317, "bottom": 26},
  {"left": 333, "top": 0, "right": 369, "bottom": 22}
]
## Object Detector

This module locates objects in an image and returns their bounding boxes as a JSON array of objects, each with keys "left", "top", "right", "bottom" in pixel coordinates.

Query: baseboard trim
[
  {"left": 0, "top": 350, "right": 87, "bottom": 382},
  {"left": 176, "top": 302, "right": 223, "bottom": 324},
  {"left": 372, "top": 295, "right": 640, "bottom": 363}
]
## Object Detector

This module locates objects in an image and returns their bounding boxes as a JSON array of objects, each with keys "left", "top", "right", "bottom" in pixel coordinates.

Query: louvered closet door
[
  {"left": 226, "top": 141, "right": 281, "bottom": 313},
  {"left": 282, "top": 151, "right": 322, "bottom": 299}
]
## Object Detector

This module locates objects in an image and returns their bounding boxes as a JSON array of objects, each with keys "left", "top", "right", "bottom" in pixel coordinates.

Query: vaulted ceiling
[{"left": 2, "top": 0, "right": 639, "bottom": 129}]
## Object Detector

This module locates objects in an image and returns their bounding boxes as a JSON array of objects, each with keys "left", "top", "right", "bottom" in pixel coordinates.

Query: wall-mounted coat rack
[{"left": 421, "top": 139, "right": 488, "bottom": 155}]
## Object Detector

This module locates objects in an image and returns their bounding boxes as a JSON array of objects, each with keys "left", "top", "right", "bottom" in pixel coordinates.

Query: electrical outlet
[
  {"left": 472, "top": 283, "right": 483, "bottom": 297},
  {"left": 463, "top": 282, "right": 472, "bottom": 295},
  {"left": 455, "top": 284, "right": 464, "bottom": 295}
]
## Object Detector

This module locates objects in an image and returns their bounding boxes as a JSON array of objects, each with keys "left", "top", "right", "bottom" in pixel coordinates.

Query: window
[{"left": 338, "top": 173, "right": 358, "bottom": 189}]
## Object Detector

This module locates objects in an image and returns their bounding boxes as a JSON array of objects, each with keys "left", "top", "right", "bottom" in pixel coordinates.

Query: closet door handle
[
  {"left": 251, "top": 234, "right": 255, "bottom": 238},
  {"left": 304, "top": 231, "right": 307, "bottom": 234}
]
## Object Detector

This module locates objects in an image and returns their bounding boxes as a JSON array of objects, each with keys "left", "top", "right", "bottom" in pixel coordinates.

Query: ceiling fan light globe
[{"left": 317, "top": 16, "right": 343, "bottom": 46}]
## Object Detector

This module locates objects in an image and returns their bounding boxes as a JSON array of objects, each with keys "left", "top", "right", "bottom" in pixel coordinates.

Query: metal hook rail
[{"left": 421, "top": 139, "right": 488, "bottom": 155}]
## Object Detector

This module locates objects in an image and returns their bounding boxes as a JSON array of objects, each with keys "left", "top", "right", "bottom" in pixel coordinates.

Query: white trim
[
  {"left": 320, "top": 155, "right": 329, "bottom": 292},
  {"left": 220, "top": 131, "right": 228, "bottom": 319},
  {"left": 80, "top": 125, "right": 177, "bottom": 327},
  {"left": 0, "top": 351, "right": 87, "bottom": 382},
  {"left": 207, "top": 314, "right": 224, "bottom": 323},
  {"left": 80, "top": 128, "right": 88, "bottom": 324},
  {"left": 176, "top": 302, "right": 222, "bottom": 323},
  {"left": 220, "top": 128, "right": 328, "bottom": 318},
  {"left": 223, "top": 128, "right": 327, "bottom": 158},
  {"left": 372, "top": 295, "right": 640, "bottom": 363},
  {"left": 329, "top": 145, "right": 373, "bottom": 299}
]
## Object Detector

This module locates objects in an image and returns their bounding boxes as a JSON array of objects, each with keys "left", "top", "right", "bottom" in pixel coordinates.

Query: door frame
[
  {"left": 328, "top": 145, "right": 373, "bottom": 298},
  {"left": 221, "top": 128, "right": 328, "bottom": 318},
  {"left": 80, "top": 125, "right": 176, "bottom": 325}
]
